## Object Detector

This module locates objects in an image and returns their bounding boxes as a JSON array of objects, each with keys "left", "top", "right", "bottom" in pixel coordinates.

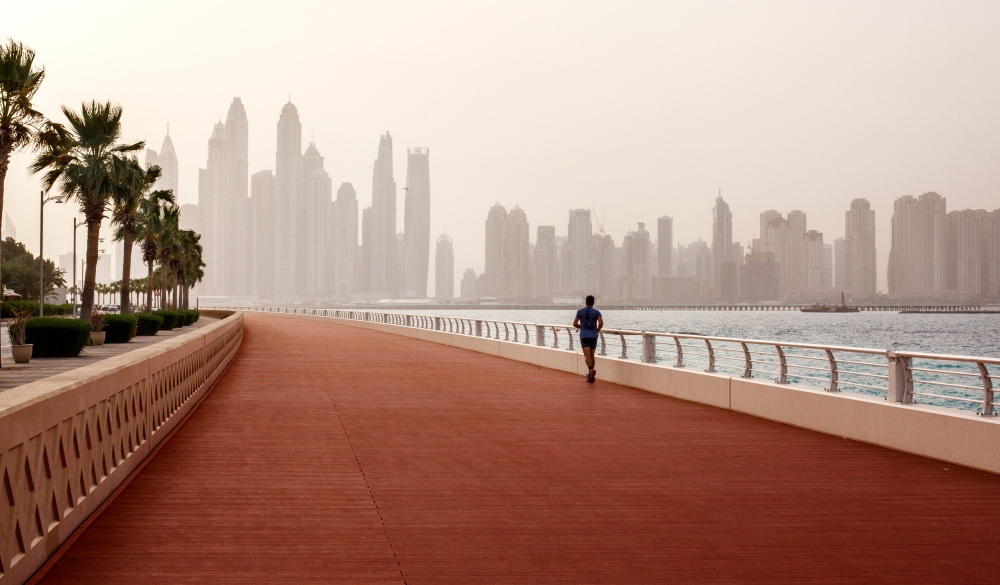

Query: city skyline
[{"left": 5, "top": 2, "right": 1000, "bottom": 298}]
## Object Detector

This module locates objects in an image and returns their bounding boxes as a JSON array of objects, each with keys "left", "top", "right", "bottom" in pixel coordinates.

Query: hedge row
[
  {"left": 25, "top": 318, "right": 91, "bottom": 357},
  {"left": 1, "top": 301, "right": 74, "bottom": 318},
  {"left": 103, "top": 314, "right": 138, "bottom": 343},
  {"left": 136, "top": 313, "right": 163, "bottom": 336}
]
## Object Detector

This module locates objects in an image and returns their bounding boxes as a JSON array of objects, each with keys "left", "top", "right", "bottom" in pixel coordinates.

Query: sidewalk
[{"left": 0, "top": 317, "right": 215, "bottom": 392}]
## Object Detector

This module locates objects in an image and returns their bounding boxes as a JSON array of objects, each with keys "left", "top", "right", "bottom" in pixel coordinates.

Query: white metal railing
[{"left": 216, "top": 306, "right": 999, "bottom": 417}]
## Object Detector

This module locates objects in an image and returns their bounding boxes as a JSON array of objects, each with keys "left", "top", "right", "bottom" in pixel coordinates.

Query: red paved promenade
[{"left": 36, "top": 312, "right": 1000, "bottom": 583}]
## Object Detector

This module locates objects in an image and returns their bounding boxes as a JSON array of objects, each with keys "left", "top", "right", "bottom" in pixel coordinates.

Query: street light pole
[
  {"left": 39, "top": 190, "right": 63, "bottom": 317},
  {"left": 72, "top": 217, "right": 82, "bottom": 317}
]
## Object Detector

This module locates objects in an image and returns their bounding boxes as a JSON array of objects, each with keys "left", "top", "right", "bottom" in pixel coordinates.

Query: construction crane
[{"left": 591, "top": 207, "right": 607, "bottom": 235}]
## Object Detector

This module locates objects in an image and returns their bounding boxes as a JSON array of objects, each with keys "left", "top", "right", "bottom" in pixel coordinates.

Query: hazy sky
[{"left": 4, "top": 0, "right": 1000, "bottom": 294}]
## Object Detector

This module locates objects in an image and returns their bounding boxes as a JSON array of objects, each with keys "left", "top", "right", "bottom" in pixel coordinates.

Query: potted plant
[
  {"left": 90, "top": 308, "right": 106, "bottom": 346},
  {"left": 7, "top": 308, "right": 32, "bottom": 363}
]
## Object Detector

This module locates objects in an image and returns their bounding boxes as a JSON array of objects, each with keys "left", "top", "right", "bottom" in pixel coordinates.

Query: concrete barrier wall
[
  {"left": 308, "top": 313, "right": 999, "bottom": 475},
  {"left": 0, "top": 315, "right": 244, "bottom": 585}
]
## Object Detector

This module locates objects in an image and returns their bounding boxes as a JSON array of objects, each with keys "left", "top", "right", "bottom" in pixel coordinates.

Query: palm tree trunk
[
  {"left": 80, "top": 219, "right": 101, "bottom": 322},
  {"left": 146, "top": 260, "right": 155, "bottom": 312},
  {"left": 0, "top": 143, "right": 9, "bottom": 335},
  {"left": 120, "top": 230, "right": 135, "bottom": 313},
  {"left": 160, "top": 261, "right": 168, "bottom": 311}
]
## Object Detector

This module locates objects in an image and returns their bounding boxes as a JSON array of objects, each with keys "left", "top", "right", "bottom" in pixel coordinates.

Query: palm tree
[
  {"left": 157, "top": 204, "right": 180, "bottom": 309},
  {"left": 31, "top": 101, "right": 144, "bottom": 321},
  {"left": 179, "top": 231, "right": 204, "bottom": 310},
  {"left": 136, "top": 188, "right": 174, "bottom": 312},
  {"left": 112, "top": 157, "right": 160, "bottom": 314},
  {"left": 0, "top": 40, "right": 46, "bottom": 315}
]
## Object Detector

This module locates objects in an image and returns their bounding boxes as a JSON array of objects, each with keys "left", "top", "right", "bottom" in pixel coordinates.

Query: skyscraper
[
  {"left": 197, "top": 122, "right": 227, "bottom": 294},
  {"left": 251, "top": 170, "right": 277, "bottom": 300},
  {"left": 845, "top": 198, "right": 876, "bottom": 296},
  {"left": 945, "top": 208, "right": 1000, "bottom": 299},
  {"left": 804, "top": 230, "right": 829, "bottom": 290},
  {"left": 534, "top": 226, "right": 558, "bottom": 299},
  {"left": 460, "top": 268, "right": 477, "bottom": 299},
  {"left": 567, "top": 209, "right": 592, "bottom": 293},
  {"left": 833, "top": 237, "right": 846, "bottom": 290},
  {"left": 711, "top": 196, "right": 732, "bottom": 289},
  {"left": 760, "top": 209, "right": 807, "bottom": 296},
  {"left": 403, "top": 148, "right": 431, "bottom": 298},
  {"left": 657, "top": 216, "right": 673, "bottom": 277},
  {"left": 369, "top": 133, "right": 397, "bottom": 296},
  {"left": 435, "top": 233, "right": 454, "bottom": 300},
  {"left": 484, "top": 203, "right": 507, "bottom": 298},
  {"left": 299, "top": 141, "right": 325, "bottom": 298},
  {"left": 359, "top": 207, "right": 372, "bottom": 293},
  {"left": 275, "top": 101, "right": 302, "bottom": 301},
  {"left": 303, "top": 144, "right": 332, "bottom": 298},
  {"left": 593, "top": 233, "right": 616, "bottom": 300},
  {"left": 505, "top": 206, "right": 531, "bottom": 298},
  {"left": 145, "top": 130, "right": 179, "bottom": 197},
  {"left": 888, "top": 192, "right": 947, "bottom": 296},
  {"left": 224, "top": 98, "right": 250, "bottom": 297},
  {"left": 332, "top": 183, "right": 358, "bottom": 298}
]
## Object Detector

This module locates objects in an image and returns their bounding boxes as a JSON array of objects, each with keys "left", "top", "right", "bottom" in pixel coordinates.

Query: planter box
[{"left": 11, "top": 344, "right": 32, "bottom": 363}]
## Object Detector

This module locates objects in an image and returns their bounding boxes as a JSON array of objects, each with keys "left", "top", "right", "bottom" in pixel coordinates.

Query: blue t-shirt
[{"left": 575, "top": 307, "right": 602, "bottom": 338}]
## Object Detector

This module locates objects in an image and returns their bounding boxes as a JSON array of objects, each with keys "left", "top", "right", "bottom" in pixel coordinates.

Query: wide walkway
[{"left": 38, "top": 312, "right": 1000, "bottom": 583}]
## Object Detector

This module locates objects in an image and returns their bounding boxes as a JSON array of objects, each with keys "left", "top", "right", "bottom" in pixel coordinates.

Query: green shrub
[
  {"left": 25, "top": 318, "right": 91, "bottom": 357},
  {"left": 103, "top": 314, "right": 138, "bottom": 343},
  {"left": 153, "top": 310, "right": 180, "bottom": 330},
  {"left": 136, "top": 313, "right": 163, "bottom": 336},
  {"left": 182, "top": 310, "right": 199, "bottom": 325},
  {"left": 192, "top": 309, "right": 200, "bottom": 323}
]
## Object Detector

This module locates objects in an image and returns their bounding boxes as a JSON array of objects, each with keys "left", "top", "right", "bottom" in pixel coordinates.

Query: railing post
[
  {"left": 976, "top": 362, "right": 995, "bottom": 416},
  {"left": 740, "top": 342, "right": 752, "bottom": 378},
  {"left": 824, "top": 349, "right": 839, "bottom": 392},
  {"left": 886, "top": 352, "right": 908, "bottom": 402},
  {"left": 536, "top": 325, "right": 545, "bottom": 347},
  {"left": 775, "top": 345, "right": 788, "bottom": 384},
  {"left": 642, "top": 333, "right": 655, "bottom": 363},
  {"left": 435, "top": 317, "right": 441, "bottom": 331},
  {"left": 475, "top": 320, "right": 483, "bottom": 337},
  {"left": 673, "top": 336, "right": 683, "bottom": 367},
  {"left": 704, "top": 339, "right": 715, "bottom": 372}
]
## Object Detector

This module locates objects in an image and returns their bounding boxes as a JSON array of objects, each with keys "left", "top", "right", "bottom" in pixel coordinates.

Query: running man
[{"left": 573, "top": 295, "right": 604, "bottom": 383}]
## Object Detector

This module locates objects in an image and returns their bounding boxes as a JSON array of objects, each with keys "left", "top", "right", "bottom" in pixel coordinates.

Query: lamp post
[
  {"left": 71, "top": 217, "right": 84, "bottom": 317},
  {"left": 39, "top": 190, "right": 64, "bottom": 316}
]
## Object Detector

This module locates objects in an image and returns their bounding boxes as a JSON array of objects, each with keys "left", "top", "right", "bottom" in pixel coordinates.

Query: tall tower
[
  {"left": 332, "top": 183, "right": 358, "bottom": 298},
  {"left": 505, "top": 206, "right": 530, "bottom": 299},
  {"left": 534, "top": 226, "right": 558, "bottom": 299},
  {"left": 567, "top": 209, "right": 592, "bottom": 294},
  {"left": 435, "top": 233, "right": 454, "bottom": 300},
  {"left": 224, "top": 98, "right": 249, "bottom": 296},
  {"left": 845, "top": 198, "right": 876, "bottom": 296},
  {"left": 484, "top": 203, "right": 507, "bottom": 298},
  {"left": 275, "top": 101, "right": 302, "bottom": 301},
  {"left": 403, "top": 147, "right": 431, "bottom": 298},
  {"left": 888, "top": 192, "right": 947, "bottom": 296},
  {"left": 251, "top": 171, "right": 277, "bottom": 300},
  {"left": 146, "top": 130, "right": 179, "bottom": 196},
  {"left": 712, "top": 196, "right": 733, "bottom": 298},
  {"left": 299, "top": 142, "right": 330, "bottom": 299},
  {"left": 657, "top": 216, "right": 673, "bottom": 277},
  {"left": 370, "top": 133, "right": 396, "bottom": 296},
  {"left": 197, "top": 122, "right": 227, "bottom": 294}
]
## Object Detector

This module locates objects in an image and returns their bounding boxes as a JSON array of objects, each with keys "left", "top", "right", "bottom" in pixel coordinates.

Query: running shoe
[{"left": 590, "top": 368, "right": 597, "bottom": 383}]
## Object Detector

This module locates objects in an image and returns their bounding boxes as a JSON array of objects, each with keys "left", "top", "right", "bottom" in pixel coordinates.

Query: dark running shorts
[{"left": 580, "top": 337, "right": 598, "bottom": 350}]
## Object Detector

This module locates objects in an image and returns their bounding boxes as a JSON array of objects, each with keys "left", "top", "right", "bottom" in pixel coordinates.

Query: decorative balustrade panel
[{"left": 0, "top": 315, "right": 243, "bottom": 585}]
